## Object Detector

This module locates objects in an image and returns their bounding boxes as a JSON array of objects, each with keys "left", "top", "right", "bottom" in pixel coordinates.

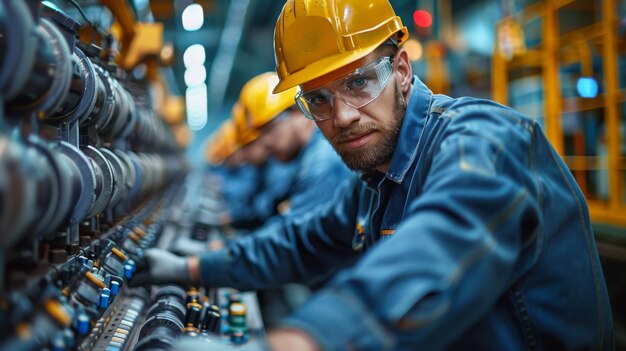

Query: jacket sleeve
[
  {"left": 229, "top": 159, "right": 305, "bottom": 229},
  {"left": 283, "top": 142, "right": 352, "bottom": 219},
  {"left": 280, "top": 108, "right": 543, "bottom": 351},
  {"left": 198, "top": 174, "right": 363, "bottom": 290},
  {"left": 228, "top": 183, "right": 286, "bottom": 229}
]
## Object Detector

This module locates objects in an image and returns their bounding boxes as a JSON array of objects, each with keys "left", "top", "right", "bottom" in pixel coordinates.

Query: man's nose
[{"left": 331, "top": 97, "right": 360, "bottom": 128}]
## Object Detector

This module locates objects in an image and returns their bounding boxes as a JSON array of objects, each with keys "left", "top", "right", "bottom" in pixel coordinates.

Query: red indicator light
[{"left": 413, "top": 10, "right": 432, "bottom": 28}]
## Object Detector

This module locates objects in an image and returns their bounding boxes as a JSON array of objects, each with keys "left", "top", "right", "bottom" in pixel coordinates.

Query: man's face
[
  {"left": 258, "top": 111, "right": 300, "bottom": 162},
  {"left": 308, "top": 51, "right": 407, "bottom": 173},
  {"left": 240, "top": 139, "right": 269, "bottom": 166},
  {"left": 223, "top": 148, "right": 245, "bottom": 168}
]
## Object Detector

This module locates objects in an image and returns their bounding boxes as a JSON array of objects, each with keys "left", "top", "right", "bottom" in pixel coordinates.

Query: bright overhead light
[
  {"left": 182, "top": 3, "right": 204, "bottom": 31},
  {"left": 183, "top": 44, "right": 206, "bottom": 69},
  {"left": 184, "top": 65, "right": 207, "bottom": 87},
  {"left": 186, "top": 84, "right": 208, "bottom": 131}
]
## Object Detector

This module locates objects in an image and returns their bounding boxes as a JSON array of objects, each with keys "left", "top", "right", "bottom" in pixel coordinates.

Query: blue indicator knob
[
  {"left": 100, "top": 294, "right": 110, "bottom": 309},
  {"left": 77, "top": 314, "right": 90, "bottom": 335},
  {"left": 78, "top": 256, "right": 88, "bottom": 265},
  {"left": 110, "top": 281, "right": 120, "bottom": 295},
  {"left": 126, "top": 259, "right": 136, "bottom": 272},
  {"left": 123, "top": 265, "right": 133, "bottom": 279}
]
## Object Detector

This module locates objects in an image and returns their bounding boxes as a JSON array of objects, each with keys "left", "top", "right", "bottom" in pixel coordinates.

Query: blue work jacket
[
  {"left": 218, "top": 164, "right": 259, "bottom": 211},
  {"left": 249, "top": 130, "right": 352, "bottom": 231},
  {"left": 229, "top": 157, "right": 299, "bottom": 228},
  {"left": 199, "top": 76, "right": 614, "bottom": 350},
  {"left": 273, "top": 129, "right": 352, "bottom": 220}
]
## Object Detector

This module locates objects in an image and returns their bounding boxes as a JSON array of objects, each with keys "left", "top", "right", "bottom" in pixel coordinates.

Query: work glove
[{"left": 129, "top": 248, "right": 193, "bottom": 287}]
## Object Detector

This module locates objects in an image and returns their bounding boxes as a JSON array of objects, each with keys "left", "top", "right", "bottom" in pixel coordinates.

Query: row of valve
[
  {"left": 0, "top": 180, "right": 253, "bottom": 351},
  {"left": 0, "top": 199, "right": 172, "bottom": 351},
  {"left": 0, "top": 2, "right": 256, "bottom": 351},
  {"left": 0, "top": 0, "right": 187, "bottom": 250},
  {"left": 0, "top": 132, "right": 186, "bottom": 250}
]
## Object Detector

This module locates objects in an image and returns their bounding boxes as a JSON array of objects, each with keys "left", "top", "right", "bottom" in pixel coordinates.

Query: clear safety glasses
[{"left": 295, "top": 56, "right": 394, "bottom": 121}]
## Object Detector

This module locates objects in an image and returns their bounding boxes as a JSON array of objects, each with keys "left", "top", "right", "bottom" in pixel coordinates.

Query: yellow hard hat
[
  {"left": 273, "top": 0, "right": 408, "bottom": 93},
  {"left": 234, "top": 72, "right": 298, "bottom": 145},
  {"left": 206, "top": 119, "right": 238, "bottom": 164},
  {"left": 241, "top": 72, "right": 298, "bottom": 128},
  {"left": 232, "top": 100, "right": 260, "bottom": 146}
]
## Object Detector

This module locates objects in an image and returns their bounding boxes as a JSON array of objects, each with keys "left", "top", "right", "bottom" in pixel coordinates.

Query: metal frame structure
[{"left": 492, "top": 0, "right": 626, "bottom": 228}]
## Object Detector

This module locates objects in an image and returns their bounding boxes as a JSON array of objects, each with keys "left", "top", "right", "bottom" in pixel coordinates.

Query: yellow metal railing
[{"left": 492, "top": 0, "right": 626, "bottom": 228}]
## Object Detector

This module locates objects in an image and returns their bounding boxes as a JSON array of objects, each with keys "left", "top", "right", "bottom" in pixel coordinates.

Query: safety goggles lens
[{"left": 295, "top": 56, "right": 393, "bottom": 121}]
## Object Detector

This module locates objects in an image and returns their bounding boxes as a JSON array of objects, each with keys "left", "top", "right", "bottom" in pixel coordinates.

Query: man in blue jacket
[
  {"left": 256, "top": 106, "right": 347, "bottom": 224},
  {"left": 133, "top": 0, "right": 614, "bottom": 350},
  {"left": 178, "top": 72, "right": 351, "bottom": 247},
  {"left": 214, "top": 73, "right": 350, "bottom": 231}
]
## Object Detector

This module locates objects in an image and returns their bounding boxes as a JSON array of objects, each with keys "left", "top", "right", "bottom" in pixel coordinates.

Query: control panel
[{"left": 0, "top": 1, "right": 263, "bottom": 350}]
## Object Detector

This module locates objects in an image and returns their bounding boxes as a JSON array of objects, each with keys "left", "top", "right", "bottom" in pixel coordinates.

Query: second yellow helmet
[{"left": 235, "top": 72, "right": 298, "bottom": 145}]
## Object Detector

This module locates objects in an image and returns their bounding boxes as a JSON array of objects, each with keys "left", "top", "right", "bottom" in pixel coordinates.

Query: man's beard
[{"left": 330, "top": 83, "right": 406, "bottom": 172}]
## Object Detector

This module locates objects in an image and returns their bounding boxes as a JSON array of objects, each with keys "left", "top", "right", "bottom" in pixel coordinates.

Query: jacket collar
[{"left": 361, "top": 76, "right": 433, "bottom": 187}]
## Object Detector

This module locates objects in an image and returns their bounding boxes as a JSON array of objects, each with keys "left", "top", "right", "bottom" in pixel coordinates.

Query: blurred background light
[
  {"left": 403, "top": 39, "right": 424, "bottom": 61},
  {"left": 183, "top": 44, "right": 206, "bottom": 69},
  {"left": 413, "top": 10, "right": 432, "bottom": 28},
  {"left": 182, "top": 3, "right": 204, "bottom": 31},
  {"left": 160, "top": 43, "right": 174, "bottom": 65},
  {"left": 186, "top": 83, "right": 208, "bottom": 131},
  {"left": 577, "top": 77, "right": 599, "bottom": 98},
  {"left": 184, "top": 65, "right": 207, "bottom": 87}
]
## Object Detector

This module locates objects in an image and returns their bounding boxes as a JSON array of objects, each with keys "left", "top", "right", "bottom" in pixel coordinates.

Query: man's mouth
[{"left": 339, "top": 131, "right": 375, "bottom": 149}]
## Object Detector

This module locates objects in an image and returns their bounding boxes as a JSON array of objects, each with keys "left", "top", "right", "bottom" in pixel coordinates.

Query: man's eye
[
  {"left": 347, "top": 77, "right": 368, "bottom": 90},
  {"left": 308, "top": 94, "right": 329, "bottom": 105}
]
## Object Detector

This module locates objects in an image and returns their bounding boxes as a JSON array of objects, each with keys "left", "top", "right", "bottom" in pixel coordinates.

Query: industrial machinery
[{"left": 0, "top": 1, "right": 262, "bottom": 350}]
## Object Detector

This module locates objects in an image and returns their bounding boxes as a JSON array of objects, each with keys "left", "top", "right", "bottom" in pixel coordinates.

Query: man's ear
[{"left": 394, "top": 49, "right": 412, "bottom": 94}]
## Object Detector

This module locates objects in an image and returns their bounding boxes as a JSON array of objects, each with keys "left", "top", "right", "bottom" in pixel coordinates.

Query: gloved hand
[{"left": 129, "top": 248, "right": 193, "bottom": 287}]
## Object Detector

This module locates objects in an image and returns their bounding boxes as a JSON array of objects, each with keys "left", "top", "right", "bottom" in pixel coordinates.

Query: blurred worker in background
[
  {"left": 218, "top": 72, "right": 352, "bottom": 231},
  {"left": 177, "top": 71, "right": 353, "bottom": 327},
  {"left": 200, "top": 81, "right": 300, "bottom": 232},
  {"left": 188, "top": 106, "right": 275, "bottom": 229},
  {"left": 252, "top": 76, "right": 353, "bottom": 222},
  {"left": 203, "top": 119, "right": 260, "bottom": 218},
  {"left": 133, "top": 0, "right": 614, "bottom": 350}
]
